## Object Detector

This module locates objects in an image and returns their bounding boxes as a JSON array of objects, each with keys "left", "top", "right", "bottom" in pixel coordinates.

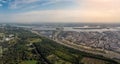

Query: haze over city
[
  {"left": 1, "top": 0, "right": 120, "bottom": 64},
  {"left": 0, "top": 0, "right": 120, "bottom": 23}
]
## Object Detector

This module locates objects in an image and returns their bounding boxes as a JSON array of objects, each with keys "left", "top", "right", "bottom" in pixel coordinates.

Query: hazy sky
[{"left": 0, "top": 0, "right": 120, "bottom": 23}]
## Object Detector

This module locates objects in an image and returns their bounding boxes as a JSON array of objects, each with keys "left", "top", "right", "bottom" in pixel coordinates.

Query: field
[{"left": 20, "top": 60, "right": 37, "bottom": 64}]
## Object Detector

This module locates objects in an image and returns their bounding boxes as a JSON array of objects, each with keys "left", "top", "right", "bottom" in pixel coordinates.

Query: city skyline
[{"left": 0, "top": 0, "right": 120, "bottom": 23}]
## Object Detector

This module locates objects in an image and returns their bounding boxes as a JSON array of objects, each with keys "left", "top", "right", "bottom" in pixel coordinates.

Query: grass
[
  {"left": 27, "top": 38, "right": 42, "bottom": 43},
  {"left": 54, "top": 50, "right": 77, "bottom": 63},
  {"left": 81, "top": 57, "right": 108, "bottom": 64},
  {"left": 47, "top": 54, "right": 72, "bottom": 64},
  {"left": 20, "top": 60, "right": 37, "bottom": 64}
]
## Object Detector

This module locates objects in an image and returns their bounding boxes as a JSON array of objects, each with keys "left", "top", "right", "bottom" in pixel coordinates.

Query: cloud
[
  {"left": 80, "top": 0, "right": 120, "bottom": 10},
  {"left": 1, "top": 0, "right": 120, "bottom": 23},
  {"left": 0, "top": 0, "right": 8, "bottom": 4},
  {"left": 9, "top": 10, "right": 81, "bottom": 23},
  {"left": 9, "top": 0, "right": 74, "bottom": 9},
  {"left": 8, "top": 8, "right": 120, "bottom": 23},
  {"left": 0, "top": 14, "right": 12, "bottom": 23},
  {"left": 9, "top": 0, "right": 39, "bottom": 9},
  {"left": 0, "top": 4, "right": 2, "bottom": 7},
  {"left": 75, "top": 0, "right": 120, "bottom": 23}
]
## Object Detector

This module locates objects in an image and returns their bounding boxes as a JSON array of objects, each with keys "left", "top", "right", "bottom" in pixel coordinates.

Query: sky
[{"left": 0, "top": 0, "right": 120, "bottom": 23}]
